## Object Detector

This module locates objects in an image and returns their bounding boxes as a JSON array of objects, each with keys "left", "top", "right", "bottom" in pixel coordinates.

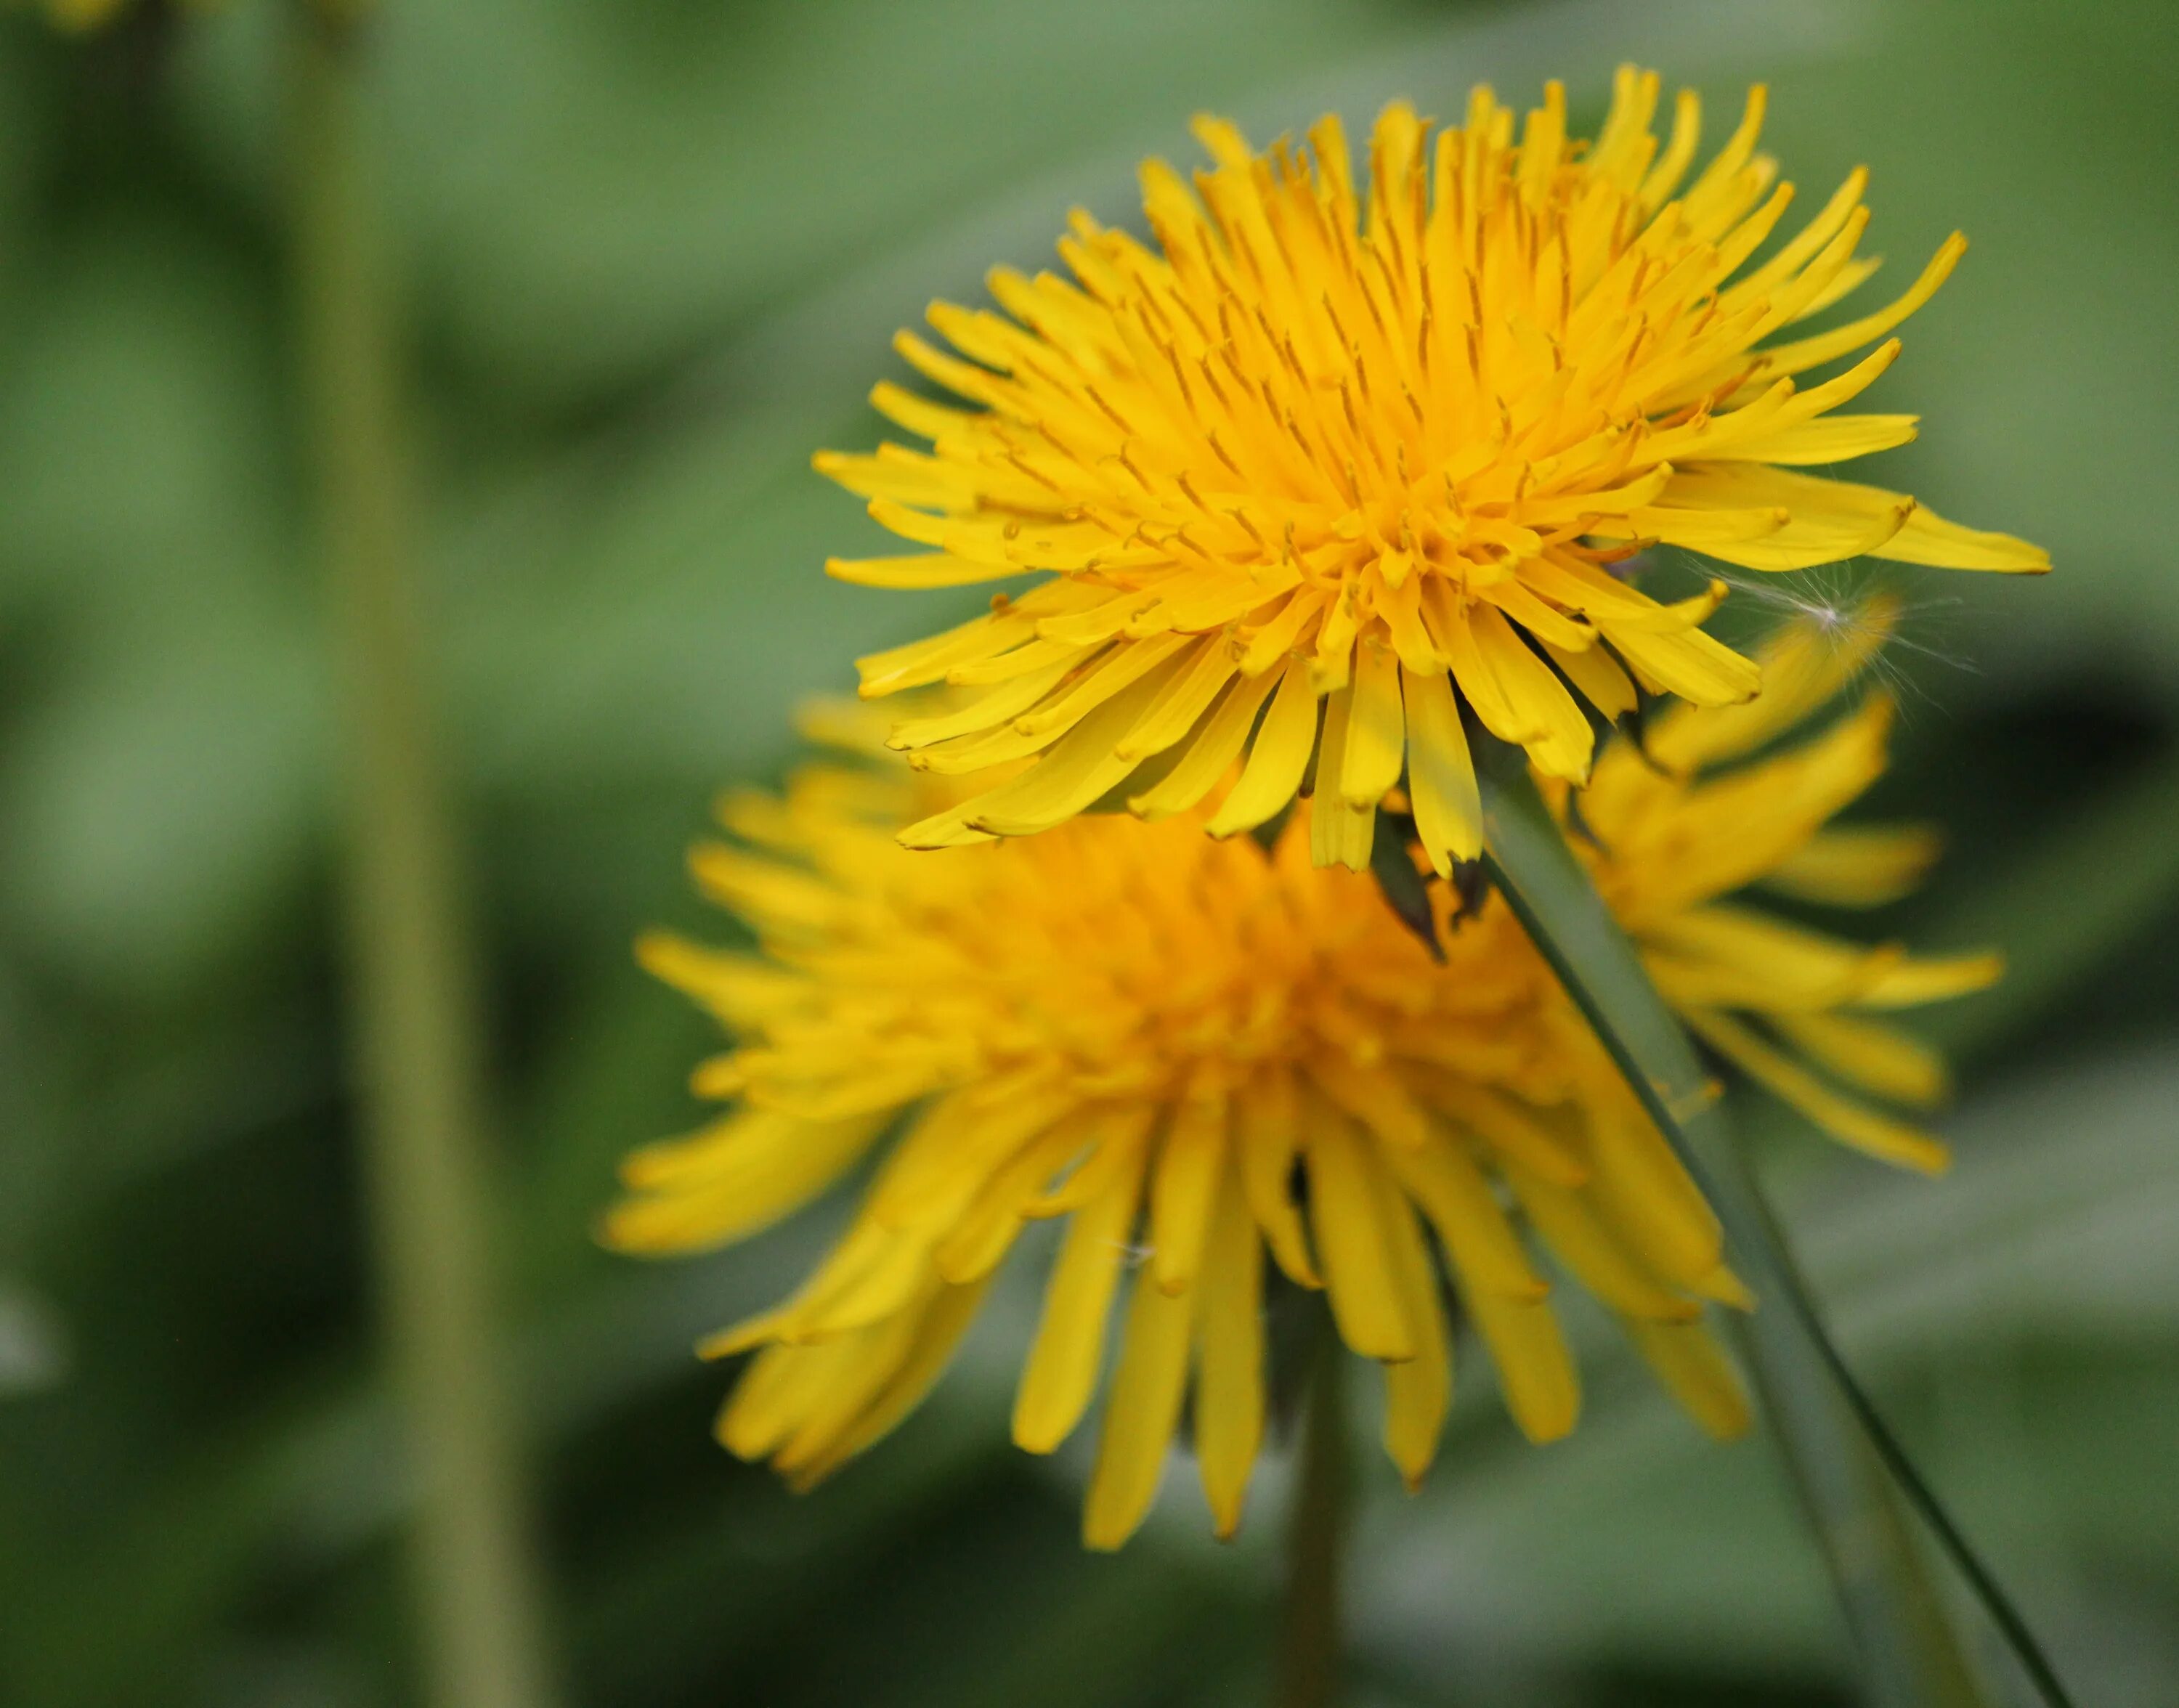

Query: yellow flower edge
[
  {"left": 821, "top": 67, "right": 2046, "bottom": 874},
  {"left": 605, "top": 605, "right": 1997, "bottom": 1550}
]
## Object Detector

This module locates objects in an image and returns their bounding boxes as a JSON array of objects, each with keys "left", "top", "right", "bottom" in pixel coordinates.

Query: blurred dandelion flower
[
  {"left": 822, "top": 68, "right": 2047, "bottom": 874},
  {"left": 606, "top": 607, "right": 1993, "bottom": 1548}
]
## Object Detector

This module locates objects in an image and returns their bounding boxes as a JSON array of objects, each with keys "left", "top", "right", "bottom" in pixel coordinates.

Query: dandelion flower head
[
  {"left": 822, "top": 68, "right": 2047, "bottom": 876},
  {"left": 605, "top": 608, "right": 1996, "bottom": 1549}
]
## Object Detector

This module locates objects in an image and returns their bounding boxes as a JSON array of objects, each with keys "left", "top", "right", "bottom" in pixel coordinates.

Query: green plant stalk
[
  {"left": 1708, "top": 1137, "right": 1984, "bottom": 1708},
  {"left": 289, "top": 9, "right": 560, "bottom": 1708},
  {"left": 1475, "top": 747, "right": 2072, "bottom": 1708},
  {"left": 1277, "top": 1319, "right": 1348, "bottom": 1708}
]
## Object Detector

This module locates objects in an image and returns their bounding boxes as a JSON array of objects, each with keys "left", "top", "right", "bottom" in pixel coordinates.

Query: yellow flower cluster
[
  {"left": 610, "top": 68, "right": 2040, "bottom": 1548},
  {"left": 608, "top": 610, "right": 1995, "bottom": 1548}
]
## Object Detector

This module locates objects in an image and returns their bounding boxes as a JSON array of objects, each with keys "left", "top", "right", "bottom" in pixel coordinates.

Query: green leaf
[{"left": 1474, "top": 745, "right": 2069, "bottom": 1708}]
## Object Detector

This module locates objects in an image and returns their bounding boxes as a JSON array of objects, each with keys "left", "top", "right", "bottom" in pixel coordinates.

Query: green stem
[
  {"left": 1708, "top": 1142, "right": 1984, "bottom": 1708},
  {"left": 289, "top": 9, "right": 559, "bottom": 1708},
  {"left": 1474, "top": 751, "right": 2071, "bottom": 1708},
  {"left": 1278, "top": 1322, "right": 1348, "bottom": 1708}
]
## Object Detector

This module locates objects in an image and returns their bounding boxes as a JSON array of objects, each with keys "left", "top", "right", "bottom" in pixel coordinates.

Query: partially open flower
[
  {"left": 822, "top": 68, "right": 2045, "bottom": 875},
  {"left": 606, "top": 611, "right": 1991, "bottom": 1548}
]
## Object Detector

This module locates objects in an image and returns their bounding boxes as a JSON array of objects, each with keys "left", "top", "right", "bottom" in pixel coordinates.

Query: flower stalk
[
  {"left": 1711, "top": 1140, "right": 1987, "bottom": 1708},
  {"left": 1277, "top": 1319, "right": 1349, "bottom": 1708},
  {"left": 1474, "top": 743, "right": 2069, "bottom": 1708},
  {"left": 288, "top": 7, "right": 559, "bottom": 1707}
]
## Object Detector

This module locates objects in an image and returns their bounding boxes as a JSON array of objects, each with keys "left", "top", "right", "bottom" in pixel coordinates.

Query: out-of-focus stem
[
  {"left": 1713, "top": 1141, "right": 1987, "bottom": 1708},
  {"left": 1277, "top": 1322, "right": 1348, "bottom": 1708},
  {"left": 288, "top": 8, "right": 559, "bottom": 1708}
]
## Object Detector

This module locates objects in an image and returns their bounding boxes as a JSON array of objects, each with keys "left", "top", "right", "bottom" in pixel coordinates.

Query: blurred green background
[{"left": 1, "top": 0, "right": 2175, "bottom": 1703}]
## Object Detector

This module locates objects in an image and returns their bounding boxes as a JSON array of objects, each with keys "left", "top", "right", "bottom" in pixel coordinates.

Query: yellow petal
[
  {"left": 1193, "top": 1164, "right": 1265, "bottom": 1536},
  {"left": 1306, "top": 1107, "right": 1416, "bottom": 1362},
  {"left": 1423, "top": 1078, "right": 1588, "bottom": 1187},
  {"left": 790, "top": 1278, "right": 997, "bottom": 1487},
  {"left": 1114, "top": 638, "right": 1241, "bottom": 764},
  {"left": 1205, "top": 660, "right": 1318, "bottom": 837},
  {"left": 1642, "top": 592, "right": 1896, "bottom": 773},
  {"left": 1464, "top": 1285, "right": 1578, "bottom": 1443},
  {"left": 1401, "top": 664, "right": 1482, "bottom": 874},
  {"left": 1150, "top": 1091, "right": 1227, "bottom": 1293},
  {"left": 1626, "top": 1317, "right": 1750, "bottom": 1440},
  {"left": 1769, "top": 1009, "right": 1949, "bottom": 1107},
  {"left": 1762, "top": 825, "right": 1942, "bottom": 908},
  {"left": 1129, "top": 666, "right": 1280, "bottom": 818},
  {"left": 826, "top": 553, "right": 1020, "bottom": 589},
  {"left": 933, "top": 1121, "right": 1091, "bottom": 1284},
  {"left": 1341, "top": 640, "right": 1406, "bottom": 807},
  {"left": 1383, "top": 1134, "right": 1549, "bottom": 1301},
  {"left": 1014, "top": 1127, "right": 1149, "bottom": 1452},
  {"left": 1307, "top": 687, "right": 1377, "bottom": 871},
  {"left": 1308, "top": 1053, "right": 1432, "bottom": 1150},
  {"left": 1756, "top": 232, "right": 1965, "bottom": 378},
  {"left": 604, "top": 1108, "right": 886, "bottom": 1253},
  {"left": 1581, "top": 1088, "right": 1726, "bottom": 1295},
  {"left": 1542, "top": 638, "right": 1636, "bottom": 722},
  {"left": 1379, "top": 1180, "right": 1452, "bottom": 1489},
  {"left": 958, "top": 670, "right": 1172, "bottom": 837},
  {"left": 1082, "top": 1268, "right": 1196, "bottom": 1550},
  {"left": 1683, "top": 1007, "right": 1950, "bottom": 1173},
  {"left": 1504, "top": 1164, "right": 1700, "bottom": 1322},
  {"left": 1235, "top": 1065, "right": 1320, "bottom": 1288},
  {"left": 1468, "top": 603, "right": 1594, "bottom": 781},
  {"left": 1594, "top": 619, "right": 1760, "bottom": 707}
]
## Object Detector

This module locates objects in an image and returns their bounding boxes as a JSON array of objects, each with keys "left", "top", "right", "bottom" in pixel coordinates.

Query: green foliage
[{"left": 0, "top": 1, "right": 2175, "bottom": 1704}]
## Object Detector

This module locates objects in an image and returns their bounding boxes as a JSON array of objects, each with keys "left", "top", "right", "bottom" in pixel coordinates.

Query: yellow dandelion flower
[
  {"left": 605, "top": 608, "right": 1994, "bottom": 1549},
  {"left": 821, "top": 68, "right": 2047, "bottom": 874}
]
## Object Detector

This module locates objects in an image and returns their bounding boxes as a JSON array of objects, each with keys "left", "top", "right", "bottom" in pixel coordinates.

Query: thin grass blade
[{"left": 1475, "top": 745, "right": 2071, "bottom": 1708}]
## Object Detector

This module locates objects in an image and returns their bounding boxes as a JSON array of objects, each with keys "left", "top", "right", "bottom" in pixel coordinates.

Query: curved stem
[
  {"left": 1278, "top": 1321, "right": 1348, "bottom": 1708},
  {"left": 289, "top": 8, "right": 560, "bottom": 1707}
]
